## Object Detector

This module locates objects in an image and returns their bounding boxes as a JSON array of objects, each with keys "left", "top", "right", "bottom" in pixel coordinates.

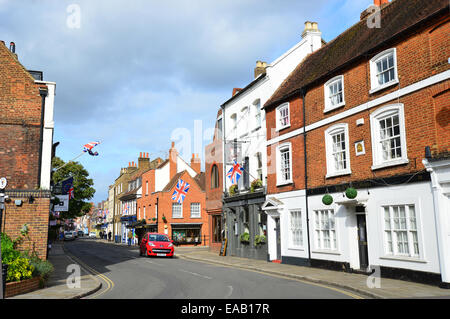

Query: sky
[{"left": 0, "top": 0, "right": 373, "bottom": 203}]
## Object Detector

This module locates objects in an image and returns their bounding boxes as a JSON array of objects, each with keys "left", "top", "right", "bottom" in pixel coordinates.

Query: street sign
[
  {"left": 54, "top": 194, "right": 69, "bottom": 212},
  {"left": 0, "top": 177, "right": 7, "bottom": 190}
]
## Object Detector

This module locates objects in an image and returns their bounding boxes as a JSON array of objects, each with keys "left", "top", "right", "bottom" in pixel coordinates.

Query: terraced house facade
[{"left": 263, "top": 0, "right": 450, "bottom": 287}]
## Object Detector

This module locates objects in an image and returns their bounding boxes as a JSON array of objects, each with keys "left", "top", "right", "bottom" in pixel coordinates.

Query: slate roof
[{"left": 264, "top": 0, "right": 449, "bottom": 110}]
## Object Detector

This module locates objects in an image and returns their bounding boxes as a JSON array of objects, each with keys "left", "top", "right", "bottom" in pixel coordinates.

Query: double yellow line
[{"left": 63, "top": 244, "right": 115, "bottom": 299}]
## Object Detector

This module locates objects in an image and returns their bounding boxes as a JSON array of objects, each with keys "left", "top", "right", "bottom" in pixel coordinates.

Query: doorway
[
  {"left": 275, "top": 217, "right": 281, "bottom": 260},
  {"left": 356, "top": 214, "right": 369, "bottom": 270}
]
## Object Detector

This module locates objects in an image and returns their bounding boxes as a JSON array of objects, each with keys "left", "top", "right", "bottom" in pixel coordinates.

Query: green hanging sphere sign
[
  {"left": 322, "top": 194, "right": 333, "bottom": 205},
  {"left": 345, "top": 187, "right": 357, "bottom": 199}
]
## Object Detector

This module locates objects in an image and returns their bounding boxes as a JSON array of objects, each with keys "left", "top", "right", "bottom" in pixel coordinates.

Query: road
[{"left": 63, "top": 238, "right": 361, "bottom": 299}]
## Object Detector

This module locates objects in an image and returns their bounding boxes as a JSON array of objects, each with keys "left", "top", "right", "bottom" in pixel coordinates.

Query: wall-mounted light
[{"left": 28, "top": 195, "right": 35, "bottom": 204}]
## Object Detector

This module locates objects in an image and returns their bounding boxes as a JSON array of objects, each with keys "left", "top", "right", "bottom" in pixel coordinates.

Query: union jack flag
[
  {"left": 172, "top": 179, "right": 190, "bottom": 204},
  {"left": 123, "top": 204, "right": 128, "bottom": 215},
  {"left": 227, "top": 160, "right": 243, "bottom": 184},
  {"left": 83, "top": 141, "right": 100, "bottom": 156},
  {"left": 83, "top": 141, "right": 100, "bottom": 152}
]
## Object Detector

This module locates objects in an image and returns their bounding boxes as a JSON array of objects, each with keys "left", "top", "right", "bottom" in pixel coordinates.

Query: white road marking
[
  {"left": 179, "top": 269, "right": 212, "bottom": 280},
  {"left": 225, "top": 285, "right": 233, "bottom": 298}
]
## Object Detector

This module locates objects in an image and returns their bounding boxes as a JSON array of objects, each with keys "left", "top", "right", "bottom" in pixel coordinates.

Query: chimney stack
[
  {"left": 190, "top": 153, "right": 201, "bottom": 175},
  {"left": 9, "top": 42, "right": 18, "bottom": 59},
  {"left": 138, "top": 151, "right": 150, "bottom": 170},
  {"left": 169, "top": 142, "right": 178, "bottom": 178},
  {"left": 254, "top": 61, "right": 267, "bottom": 79},
  {"left": 301, "top": 21, "right": 320, "bottom": 38}
]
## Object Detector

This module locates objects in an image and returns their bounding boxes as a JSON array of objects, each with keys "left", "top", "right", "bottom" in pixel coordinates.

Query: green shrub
[
  {"left": 254, "top": 235, "right": 266, "bottom": 246},
  {"left": 6, "top": 256, "right": 34, "bottom": 282},
  {"left": 229, "top": 184, "right": 238, "bottom": 196},
  {"left": 23, "top": 252, "right": 54, "bottom": 281},
  {"left": 1, "top": 233, "right": 20, "bottom": 264},
  {"left": 250, "top": 179, "right": 263, "bottom": 193},
  {"left": 240, "top": 232, "right": 250, "bottom": 243}
]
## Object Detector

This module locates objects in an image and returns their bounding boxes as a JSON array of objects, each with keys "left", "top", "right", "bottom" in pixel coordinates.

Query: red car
[{"left": 140, "top": 233, "right": 174, "bottom": 258}]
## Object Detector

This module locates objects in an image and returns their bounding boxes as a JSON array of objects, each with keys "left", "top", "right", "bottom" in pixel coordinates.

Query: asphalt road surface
[{"left": 63, "top": 238, "right": 361, "bottom": 299}]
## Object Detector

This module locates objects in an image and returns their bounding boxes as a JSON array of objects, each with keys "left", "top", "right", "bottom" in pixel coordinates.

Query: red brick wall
[
  {"left": 138, "top": 168, "right": 209, "bottom": 245},
  {"left": 205, "top": 137, "right": 223, "bottom": 249},
  {"left": 5, "top": 276, "right": 41, "bottom": 298},
  {"left": 0, "top": 42, "right": 46, "bottom": 190},
  {"left": 2, "top": 193, "right": 50, "bottom": 259}
]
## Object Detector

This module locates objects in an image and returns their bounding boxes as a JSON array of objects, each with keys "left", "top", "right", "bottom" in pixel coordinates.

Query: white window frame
[
  {"left": 240, "top": 106, "right": 249, "bottom": 137},
  {"left": 276, "top": 142, "right": 293, "bottom": 186},
  {"left": 289, "top": 210, "right": 303, "bottom": 249},
  {"left": 276, "top": 103, "right": 290, "bottom": 131},
  {"left": 314, "top": 209, "right": 337, "bottom": 251},
  {"left": 253, "top": 99, "right": 262, "bottom": 130},
  {"left": 190, "top": 203, "right": 201, "bottom": 218},
  {"left": 369, "top": 48, "right": 399, "bottom": 94},
  {"left": 382, "top": 203, "right": 422, "bottom": 259},
  {"left": 230, "top": 113, "right": 237, "bottom": 139},
  {"left": 324, "top": 75, "right": 345, "bottom": 112},
  {"left": 325, "top": 123, "right": 351, "bottom": 178},
  {"left": 370, "top": 103, "right": 408, "bottom": 170},
  {"left": 172, "top": 202, "right": 183, "bottom": 219}
]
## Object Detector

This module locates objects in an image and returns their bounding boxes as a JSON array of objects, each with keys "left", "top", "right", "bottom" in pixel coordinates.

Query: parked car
[
  {"left": 73, "top": 231, "right": 78, "bottom": 238},
  {"left": 64, "top": 231, "right": 75, "bottom": 241},
  {"left": 77, "top": 230, "right": 84, "bottom": 237},
  {"left": 89, "top": 232, "right": 97, "bottom": 239},
  {"left": 140, "top": 233, "right": 174, "bottom": 258}
]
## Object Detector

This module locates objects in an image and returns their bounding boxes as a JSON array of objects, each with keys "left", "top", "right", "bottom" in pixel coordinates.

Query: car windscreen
[{"left": 148, "top": 234, "right": 170, "bottom": 242}]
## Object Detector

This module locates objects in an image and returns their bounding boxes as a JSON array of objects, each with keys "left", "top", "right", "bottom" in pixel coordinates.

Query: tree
[{"left": 51, "top": 157, "right": 96, "bottom": 220}]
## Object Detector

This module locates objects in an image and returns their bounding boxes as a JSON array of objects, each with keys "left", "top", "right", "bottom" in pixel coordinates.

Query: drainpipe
[{"left": 302, "top": 89, "right": 312, "bottom": 265}]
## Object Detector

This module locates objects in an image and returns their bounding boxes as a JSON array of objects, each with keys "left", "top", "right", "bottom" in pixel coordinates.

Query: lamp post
[{"left": 0, "top": 177, "right": 8, "bottom": 299}]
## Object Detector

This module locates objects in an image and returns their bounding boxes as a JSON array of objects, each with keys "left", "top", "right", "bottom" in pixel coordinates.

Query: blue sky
[{"left": 0, "top": 0, "right": 373, "bottom": 203}]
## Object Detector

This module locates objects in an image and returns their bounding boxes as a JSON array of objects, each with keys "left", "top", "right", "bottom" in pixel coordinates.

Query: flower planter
[{"left": 5, "top": 276, "right": 41, "bottom": 298}]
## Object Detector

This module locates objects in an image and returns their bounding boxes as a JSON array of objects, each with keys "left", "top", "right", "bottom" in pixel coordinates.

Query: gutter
[{"left": 37, "top": 87, "right": 48, "bottom": 188}]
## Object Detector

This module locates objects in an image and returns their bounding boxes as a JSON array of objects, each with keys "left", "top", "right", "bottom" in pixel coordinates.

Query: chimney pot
[
  {"left": 146, "top": 152, "right": 149, "bottom": 158},
  {"left": 171, "top": 141, "right": 175, "bottom": 148},
  {"left": 9, "top": 42, "right": 15, "bottom": 53},
  {"left": 140, "top": 152, "right": 142, "bottom": 158}
]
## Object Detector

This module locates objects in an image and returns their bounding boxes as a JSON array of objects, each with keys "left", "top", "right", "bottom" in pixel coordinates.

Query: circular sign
[{"left": 0, "top": 177, "right": 7, "bottom": 189}]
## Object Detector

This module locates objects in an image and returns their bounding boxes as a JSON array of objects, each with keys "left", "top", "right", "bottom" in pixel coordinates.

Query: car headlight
[
  {"left": 168, "top": 243, "right": 173, "bottom": 248},
  {"left": 148, "top": 242, "right": 155, "bottom": 247}
]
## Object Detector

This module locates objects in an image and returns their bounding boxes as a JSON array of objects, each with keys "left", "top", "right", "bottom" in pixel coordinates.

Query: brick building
[
  {"left": 0, "top": 41, "right": 57, "bottom": 259},
  {"left": 137, "top": 143, "right": 209, "bottom": 246},
  {"left": 204, "top": 109, "right": 224, "bottom": 252},
  {"left": 263, "top": 0, "right": 450, "bottom": 286}
]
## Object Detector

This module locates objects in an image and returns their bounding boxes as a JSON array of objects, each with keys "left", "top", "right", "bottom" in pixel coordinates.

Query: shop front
[{"left": 170, "top": 223, "right": 203, "bottom": 246}]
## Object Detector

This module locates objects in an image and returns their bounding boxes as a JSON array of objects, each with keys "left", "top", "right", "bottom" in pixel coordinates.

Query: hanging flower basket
[
  {"left": 345, "top": 187, "right": 357, "bottom": 199},
  {"left": 162, "top": 216, "right": 167, "bottom": 223},
  {"left": 322, "top": 194, "right": 333, "bottom": 205}
]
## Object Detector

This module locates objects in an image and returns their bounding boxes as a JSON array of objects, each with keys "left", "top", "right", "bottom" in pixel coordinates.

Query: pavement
[{"left": 7, "top": 238, "right": 450, "bottom": 299}]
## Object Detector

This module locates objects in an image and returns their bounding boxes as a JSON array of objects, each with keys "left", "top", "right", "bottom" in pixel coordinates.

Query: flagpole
[{"left": 53, "top": 151, "right": 86, "bottom": 172}]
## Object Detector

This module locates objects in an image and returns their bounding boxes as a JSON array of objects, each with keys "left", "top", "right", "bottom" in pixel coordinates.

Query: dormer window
[
  {"left": 324, "top": 75, "right": 345, "bottom": 112},
  {"left": 370, "top": 48, "right": 399, "bottom": 94},
  {"left": 276, "top": 103, "right": 290, "bottom": 131}
]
